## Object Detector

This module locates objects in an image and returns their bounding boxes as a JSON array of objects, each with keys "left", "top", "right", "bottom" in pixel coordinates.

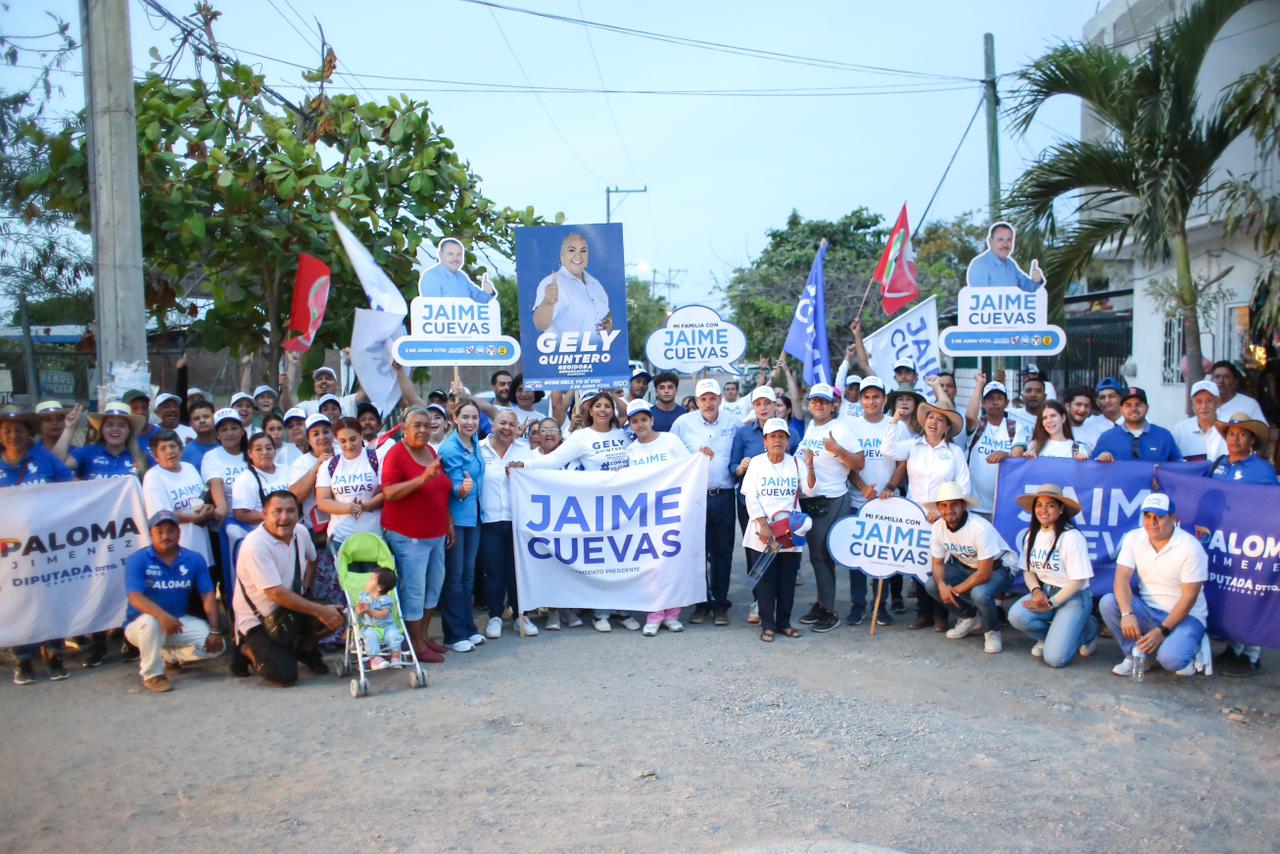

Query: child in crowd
[{"left": 356, "top": 568, "right": 403, "bottom": 670}]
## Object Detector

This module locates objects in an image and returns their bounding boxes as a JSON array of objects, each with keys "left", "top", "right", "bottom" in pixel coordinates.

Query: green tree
[
  {"left": 625, "top": 276, "right": 669, "bottom": 362},
  {"left": 1003, "top": 0, "right": 1268, "bottom": 396},
  {"left": 13, "top": 4, "right": 555, "bottom": 382}
]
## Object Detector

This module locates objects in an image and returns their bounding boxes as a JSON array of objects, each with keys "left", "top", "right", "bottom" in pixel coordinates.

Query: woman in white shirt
[
  {"left": 1007, "top": 484, "right": 1100, "bottom": 667},
  {"left": 477, "top": 410, "right": 538, "bottom": 640},
  {"left": 142, "top": 430, "right": 214, "bottom": 563},
  {"left": 264, "top": 412, "right": 302, "bottom": 471},
  {"left": 200, "top": 408, "right": 249, "bottom": 532},
  {"left": 743, "top": 418, "right": 816, "bottom": 642},
  {"left": 1018, "top": 401, "right": 1089, "bottom": 461},
  {"left": 316, "top": 418, "right": 384, "bottom": 554},
  {"left": 231, "top": 433, "right": 293, "bottom": 527}
]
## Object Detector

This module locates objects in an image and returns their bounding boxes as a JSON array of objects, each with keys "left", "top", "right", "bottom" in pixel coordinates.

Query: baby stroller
[{"left": 335, "top": 532, "right": 428, "bottom": 698}]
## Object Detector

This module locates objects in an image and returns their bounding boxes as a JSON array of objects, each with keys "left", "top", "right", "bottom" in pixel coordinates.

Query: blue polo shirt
[
  {"left": 729, "top": 419, "right": 800, "bottom": 503},
  {"left": 71, "top": 444, "right": 138, "bottom": 480},
  {"left": 1208, "top": 453, "right": 1278, "bottom": 485},
  {"left": 438, "top": 431, "right": 485, "bottom": 527},
  {"left": 124, "top": 545, "right": 214, "bottom": 625},
  {"left": 181, "top": 438, "right": 218, "bottom": 471},
  {"left": 0, "top": 444, "right": 74, "bottom": 488},
  {"left": 1091, "top": 422, "right": 1182, "bottom": 463}
]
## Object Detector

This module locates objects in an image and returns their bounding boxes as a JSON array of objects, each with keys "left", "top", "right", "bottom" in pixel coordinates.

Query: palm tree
[{"left": 1003, "top": 0, "right": 1267, "bottom": 397}]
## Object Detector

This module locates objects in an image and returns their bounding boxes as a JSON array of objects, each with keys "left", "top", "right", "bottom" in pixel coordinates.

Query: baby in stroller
[{"left": 357, "top": 568, "right": 403, "bottom": 670}]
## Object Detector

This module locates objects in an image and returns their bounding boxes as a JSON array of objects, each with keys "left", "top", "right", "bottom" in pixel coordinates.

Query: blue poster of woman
[{"left": 515, "top": 223, "right": 629, "bottom": 392}]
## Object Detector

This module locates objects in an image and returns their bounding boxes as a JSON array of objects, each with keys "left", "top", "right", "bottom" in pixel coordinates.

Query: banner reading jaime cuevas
[
  {"left": 0, "top": 478, "right": 146, "bottom": 647},
  {"left": 509, "top": 453, "right": 708, "bottom": 611}
]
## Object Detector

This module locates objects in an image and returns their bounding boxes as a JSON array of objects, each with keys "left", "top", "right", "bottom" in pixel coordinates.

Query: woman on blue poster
[{"left": 532, "top": 232, "right": 613, "bottom": 335}]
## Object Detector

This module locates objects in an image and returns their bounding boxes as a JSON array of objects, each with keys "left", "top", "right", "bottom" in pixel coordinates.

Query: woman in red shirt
[{"left": 381, "top": 407, "right": 454, "bottom": 663}]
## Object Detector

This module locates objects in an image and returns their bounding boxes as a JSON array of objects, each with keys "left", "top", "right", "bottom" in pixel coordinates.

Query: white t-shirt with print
[
  {"left": 230, "top": 465, "right": 293, "bottom": 514},
  {"left": 929, "top": 513, "right": 1017, "bottom": 572},
  {"left": 796, "top": 418, "right": 856, "bottom": 498},
  {"left": 843, "top": 415, "right": 898, "bottom": 510},
  {"left": 965, "top": 417, "right": 1028, "bottom": 513},
  {"left": 142, "top": 462, "right": 211, "bottom": 562},
  {"left": 742, "top": 453, "right": 807, "bottom": 553},
  {"left": 199, "top": 446, "right": 247, "bottom": 492},
  {"left": 1019, "top": 527, "right": 1093, "bottom": 588},
  {"left": 316, "top": 451, "right": 382, "bottom": 541},
  {"left": 1036, "top": 438, "right": 1089, "bottom": 459},
  {"left": 527, "top": 426, "right": 631, "bottom": 472},
  {"left": 626, "top": 432, "right": 690, "bottom": 467}
]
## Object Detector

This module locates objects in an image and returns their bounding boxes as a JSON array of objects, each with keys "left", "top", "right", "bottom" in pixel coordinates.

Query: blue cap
[
  {"left": 148, "top": 510, "right": 181, "bottom": 529},
  {"left": 1096, "top": 376, "right": 1124, "bottom": 394}
]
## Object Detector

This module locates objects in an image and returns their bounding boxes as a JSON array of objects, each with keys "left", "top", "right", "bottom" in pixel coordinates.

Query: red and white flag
[
  {"left": 282, "top": 253, "right": 331, "bottom": 353},
  {"left": 872, "top": 204, "right": 919, "bottom": 316}
]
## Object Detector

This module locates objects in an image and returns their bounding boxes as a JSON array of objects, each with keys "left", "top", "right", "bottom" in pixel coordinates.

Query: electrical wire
[{"left": 916, "top": 95, "right": 984, "bottom": 226}]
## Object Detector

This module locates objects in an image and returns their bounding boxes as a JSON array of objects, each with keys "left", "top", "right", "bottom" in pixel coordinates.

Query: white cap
[
  {"left": 1190, "top": 379, "right": 1220, "bottom": 398},
  {"left": 252, "top": 384, "right": 277, "bottom": 399},
  {"left": 153, "top": 392, "right": 181, "bottom": 408},
  {"left": 316, "top": 393, "right": 341, "bottom": 407},
  {"left": 186, "top": 387, "right": 208, "bottom": 398},
  {"left": 807, "top": 382, "right": 835, "bottom": 401},
  {"left": 305, "top": 414, "right": 332, "bottom": 432},
  {"left": 762, "top": 417, "right": 790, "bottom": 436},
  {"left": 750, "top": 386, "right": 777, "bottom": 403},
  {"left": 626, "top": 399, "right": 652, "bottom": 419},
  {"left": 1022, "top": 362, "right": 1042, "bottom": 374},
  {"left": 1141, "top": 492, "right": 1174, "bottom": 517},
  {"left": 283, "top": 406, "right": 306, "bottom": 423},
  {"left": 844, "top": 374, "right": 862, "bottom": 388},
  {"left": 213, "top": 407, "right": 241, "bottom": 427},
  {"left": 695, "top": 378, "right": 721, "bottom": 397},
  {"left": 229, "top": 392, "right": 253, "bottom": 406},
  {"left": 982, "top": 381, "right": 1009, "bottom": 398},
  {"left": 892, "top": 356, "right": 916, "bottom": 372},
  {"left": 859, "top": 376, "right": 886, "bottom": 394},
  {"left": 312, "top": 366, "right": 338, "bottom": 379}
]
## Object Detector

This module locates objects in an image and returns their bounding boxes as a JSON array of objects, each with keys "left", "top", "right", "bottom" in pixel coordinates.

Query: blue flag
[{"left": 783, "top": 241, "right": 831, "bottom": 386}]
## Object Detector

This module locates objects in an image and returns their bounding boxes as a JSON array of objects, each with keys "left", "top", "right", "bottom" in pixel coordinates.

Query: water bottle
[{"left": 1132, "top": 650, "right": 1147, "bottom": 683}]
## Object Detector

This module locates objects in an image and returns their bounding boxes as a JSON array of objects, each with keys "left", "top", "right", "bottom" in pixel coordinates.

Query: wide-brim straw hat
[
  {"left": 885, "top": 382, "right": 925, "bottom": 411},
  {"left": 87, "top": 402, "right": 148, "bottom": 435},
  {"left": 923, "top": 480, "right": 977, "bottom": 513},
  {"left": 916, "top": 401, "right": 964, "bottom": 437},
  {"left": 1015, "top": 483, "right": 1083, "bottom": 517},
  {"left": 1215, "top": 412, "right": 1269, "bottom": 451},
  {"left": 0, "top": 405, "right": 42, "bottom": 433}
]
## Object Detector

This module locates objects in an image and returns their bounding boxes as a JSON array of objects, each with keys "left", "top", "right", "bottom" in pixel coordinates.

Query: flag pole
[{"left": 855, "top": 274, "right": 877, "bottom": 318}]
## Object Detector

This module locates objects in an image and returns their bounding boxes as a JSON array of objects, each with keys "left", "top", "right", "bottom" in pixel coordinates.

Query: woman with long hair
[
  {"left": 1007, "top": 484, "right": 1099, "bottom": 667},
  {"left": 316, "top": 417, "right": 384, "bottom": 556},
  {"left": 1019, "top": 400, "right": 1090, "bottom": 460},
  {"left": 231, "top": 432, "right": 293, "bottom": 528},
  {"left": 60, "top": 401, "right": 148, "bottom": 480},
  {"left": 438, "top": 397, "right": 487, "bottom": 653}
]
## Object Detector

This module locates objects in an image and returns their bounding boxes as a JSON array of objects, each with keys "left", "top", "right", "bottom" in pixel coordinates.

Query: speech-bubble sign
[
  {"left": 826, "top": 497, "right": 932, "bottom": 581},
  {"left": 644, "top": 304, "right": 747, "bottom": 374}
]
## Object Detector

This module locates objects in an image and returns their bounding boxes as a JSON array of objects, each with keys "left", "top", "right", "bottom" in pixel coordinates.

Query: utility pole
[
  {"left": 983, "top": 33, "right": 1001, "bottom": 222},
  {"left": 653, "top": 268, "right": 685, "bottom": 306},
  {"left": 17, "top": 291, "right": 39, "bottom": 400},
  {"left": 81, "top": 0, "right": 148, "bottom": 400},
  {"left": 605, "top": 185, "right": 647, "bottom": 223}
]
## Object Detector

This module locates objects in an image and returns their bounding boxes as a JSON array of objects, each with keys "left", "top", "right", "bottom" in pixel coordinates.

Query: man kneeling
[
  {"left": 232, "top": 490, "right": 346, "bottom": 686},
  {"left": 924, "top": 482, "right": 1017, "bottom": 654},
  {"left": 123, "top": 511, "right": 225, "bottom": 693}
]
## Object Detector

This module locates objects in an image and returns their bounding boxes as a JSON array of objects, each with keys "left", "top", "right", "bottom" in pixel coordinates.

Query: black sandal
[
  {"left": 760, "top": 628, "right": 775, "bottom": 642},
  {"left": 781, "top": 627, "right": 801, "bottom": 638}
]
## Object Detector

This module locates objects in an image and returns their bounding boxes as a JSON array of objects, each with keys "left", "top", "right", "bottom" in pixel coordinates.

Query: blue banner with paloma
[{"left": 1156, "top": 468, "right": 1280, "bottom": 649}]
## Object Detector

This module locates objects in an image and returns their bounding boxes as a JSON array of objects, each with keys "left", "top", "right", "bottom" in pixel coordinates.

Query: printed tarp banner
[
  {"left": 509, "top": 453, "right": 708, "bottom": 611},
  {"left": 1157, "top": 469, "right": 1280, "bottom": 648},
  {"left": 994, "top": 457, "right": 1208, "bottom": 597},
  {"left": 514, "top": 223, "right": 629, "bottom": 392},
  {"left": 0, "top": 477, "right": 146, "bottom": 646},
  {"left": 863, "top": 295, "right": 941, "bottom": 402}
]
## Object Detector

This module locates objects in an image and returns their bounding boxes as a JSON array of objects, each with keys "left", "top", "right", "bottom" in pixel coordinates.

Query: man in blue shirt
[
  {"left": 649, "top": 371, "right": 684, "bottom": 433},
  {"left": 180, "top": 400, "right": 220, "bottom": 470},
  {"left": 965, "top": 222, "right": 1045, "bottom": 293},
  {"left": 417, "top": 237, "right": 495, "bottom": 302},
  {"left": 0, "top": 407, "right": 74, "bottom": 488},
  {"left": 1092, "top": 387, "right": 1182, "bottom": 463},
  {"left": 122, "top": 511, "right": 225, "bottom": 693}
]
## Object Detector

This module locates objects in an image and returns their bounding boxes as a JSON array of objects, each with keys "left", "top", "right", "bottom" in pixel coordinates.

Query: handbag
[
  {"left": 766, "top": 457, "right": 804, "bottom": 548},
  {"left": 238, "top": 536, "right": 302, "bottom": 644}
]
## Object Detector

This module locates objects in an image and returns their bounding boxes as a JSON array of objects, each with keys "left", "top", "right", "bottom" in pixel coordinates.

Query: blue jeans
[
  {"left": 704, "top": 490, "right": 736, "bottom": 612},
  {"left": 1099, "top": 593, "right": 1205, "bottom": 671},
  {"left": 1008, "top": 586, "right": 1099, "bottom": 668},
  {"left": 385, "top": 530, "right": 446, "bottom": 622},
  {"left": 442, "top": 525, "right": 481, "bottom": 644},
  {"left": 925, "top": 559, "right": 1012, "bottom": 632},
  {"left": 480, "top": 521, "right": 519, "bottom": 619}
]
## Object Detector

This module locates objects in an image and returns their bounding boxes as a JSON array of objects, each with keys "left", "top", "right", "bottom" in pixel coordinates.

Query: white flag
[
  {"left": 330, "top": 212, "right": 408, "bottom": 316},
  {"left": 350, "top": 308, "right": 405, "bottom": 417},
  {"left": 864, "top": 295, "right": 942, "bottom": 402}
]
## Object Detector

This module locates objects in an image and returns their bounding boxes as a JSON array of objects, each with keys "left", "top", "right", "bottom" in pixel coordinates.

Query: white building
[{"left": 1083, "top": 0, "right": 1279, "bottom": 426}]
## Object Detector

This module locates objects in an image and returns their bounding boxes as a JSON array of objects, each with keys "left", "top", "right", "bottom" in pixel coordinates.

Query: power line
[
  {"left": 456, "top": 0, "right": 980, "bottom": 82},
  {"left": 272, "top": 0, "right": 381, "bottom": 104},
  {"left": 917, "top": 95, "right": 984, "bottom": 226}
]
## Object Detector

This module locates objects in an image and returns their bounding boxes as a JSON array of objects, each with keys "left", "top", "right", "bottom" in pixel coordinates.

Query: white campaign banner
[
  {"left": 864, "top": 295, "right": 941, "bottom": 402},
  {"left": 0, "top": 477, "right": 147, "bottom": 646},
  {"left": 509, "top": 453, "right": 709, "bottom": 611}
]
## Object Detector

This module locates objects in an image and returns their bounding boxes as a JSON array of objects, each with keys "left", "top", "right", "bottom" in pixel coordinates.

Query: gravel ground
[{"left": 3, "top": 556, "right": 1278, "bottom": 853}]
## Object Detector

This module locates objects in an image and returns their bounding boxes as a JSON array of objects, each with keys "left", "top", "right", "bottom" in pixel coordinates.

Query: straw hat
[
  {"left": 917, "top": 401, "right": 964, "bottom": 437},
  {"left": 1015, "top": 483, "right": 1082, "bottom": 518},
  {"left": 87, "top": 401, "right": 148, "bottom": 435},
  {"left": 0, "top": 405, "right": 41, "bottom": 433},
  {"left": 885, "top": 382, "right": 925, "bottom": 411},
  {"left": 1215, "top": 412, "right": 1269, "bottom": 451},
  {"left": 923, "top": 481, "right": 977, "bottom": 513}
]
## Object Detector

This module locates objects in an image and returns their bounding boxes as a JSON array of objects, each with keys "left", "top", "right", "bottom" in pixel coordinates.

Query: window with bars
[{"left": 1162, "top": 317, "right": 1185, "bottom": 385}]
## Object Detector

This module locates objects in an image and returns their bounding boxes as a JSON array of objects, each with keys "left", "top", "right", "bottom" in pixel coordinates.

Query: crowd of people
[{"left": 2, "top": 344, "right": 1275, "bottom": 692}]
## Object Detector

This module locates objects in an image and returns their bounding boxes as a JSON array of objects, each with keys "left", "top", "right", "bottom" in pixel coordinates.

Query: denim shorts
[{"left": 384, "top": 530, "right": 446, "bottom": 621}]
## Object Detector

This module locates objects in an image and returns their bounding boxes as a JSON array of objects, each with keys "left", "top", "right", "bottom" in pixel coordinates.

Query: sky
[{"left": 1, "top": 0, "right": 1100, "bottom": 310}]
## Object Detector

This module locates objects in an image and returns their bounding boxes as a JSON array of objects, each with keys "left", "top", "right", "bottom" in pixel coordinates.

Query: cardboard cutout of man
[
  {"left": 417, "top": 237, "right": 496, "bottom": 303},
  {"left": 966, "top": 222, "right": 1045, "bottom": 294}
]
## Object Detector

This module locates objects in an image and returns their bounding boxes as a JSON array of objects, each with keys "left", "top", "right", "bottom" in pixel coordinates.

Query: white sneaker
[
  {"left": 450, "top": 640, "right": 474, "bottom": 653},
  {"left": 620, "top": 616, "right": 642, "bottom": 631},
  {"left": 567, "top": 612, "right": 584, "bottom": 628},
  {"left": 1031, "top": 641, "right": 1044, "bottom": 658},
  {"left": 485, "top": 617, "right": 503, "bottom": 640},
  {"left": 1111, "top": 657, "right": 1134, "bottom": 677},
  {"left": 544, "top": 610, "right": 561, "bottom": 631},
  {"left": 1079, "top": 635, "right": 1098, "bottom": 658},
  {"left": 593, "top": 617, "right": 612, "bottom": 633},
  {"left": 984, "top": 630, "right": 1003, "bottom": 654},
  {"left": 517, "top": 616, "right": 539, "bottom": 637},
  {"left": 642, "top": 622, "right": 659, "bottom": 637},
  {"left": 946, "top": 616, "right": 981, "bottom": 640},
  {"left": 663, "top": 619, "right": 684, "bottom": 633},
  {"left": 469, "top": 633, "right": 486, "bottom": 646}
]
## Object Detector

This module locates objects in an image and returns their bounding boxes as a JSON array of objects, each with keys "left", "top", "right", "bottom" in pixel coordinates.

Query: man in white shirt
[
  {"left": 718, "top": 380, "right": 749, "bottom": 423},
  {"left": 923, "top": 481, "right": 1017, "bottom": 654},
  {"left": 1211, "top": 361, "right": 1268, "bottom": 425},
  {"left": 1065, "top": 386, "right": 1107, "bottom": 450},
  {"left": 1172, "top": 379, "right": 1229, "bottom": 462},
  {"left": 672, "top": 378, "right": 739, "bottom": 624},
  {"left": 1086, "top": 376, "right": 1125, "bottom": 437},
  {"left": 291, "top": 366, "right": 364, "bottom": 419},
  {"left": 961, "top": 376, "right": 1028, "bottom": 518},
  {"left": 1099, "top": 493, "right": 1208, "bottom": 677},
  {"left": 1006, "top": 375, "right": 1047, "bottom": 435}
]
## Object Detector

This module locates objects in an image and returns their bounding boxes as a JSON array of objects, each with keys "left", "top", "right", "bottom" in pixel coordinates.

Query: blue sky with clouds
[{"left": 4, "top": 0, "right": 1098, "bottom": 307}]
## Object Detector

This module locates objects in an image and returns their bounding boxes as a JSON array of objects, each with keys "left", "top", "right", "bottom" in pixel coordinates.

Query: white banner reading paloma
[
  {"left": 509, "top": 454, "right": 709, "bottom": 611},
  {"left": 1, "top": 477, "right": 146, "bottom": 646}
]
